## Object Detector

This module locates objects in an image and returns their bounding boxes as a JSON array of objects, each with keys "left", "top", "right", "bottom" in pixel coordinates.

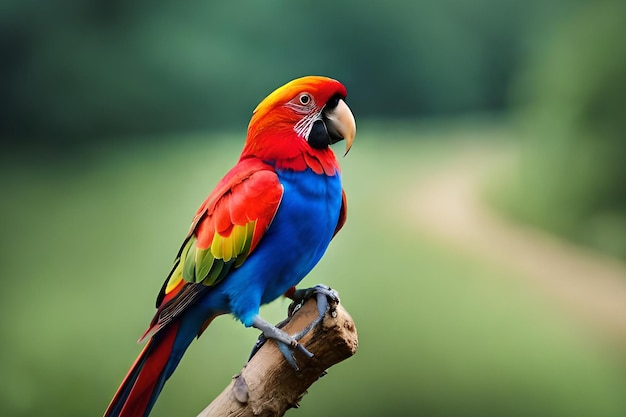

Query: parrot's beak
[{"left": 324, "top": 99, "right": 356, "bottom": 156}]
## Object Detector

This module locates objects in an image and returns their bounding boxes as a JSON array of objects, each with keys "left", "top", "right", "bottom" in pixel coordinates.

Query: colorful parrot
[{"left": 104, "top": 76, "right": 356, "bottom": 417}]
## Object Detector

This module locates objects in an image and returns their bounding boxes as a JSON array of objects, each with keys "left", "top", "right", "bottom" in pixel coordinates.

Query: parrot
[{"left": 104, "top": 75, "right": 356, "bottom": 417}]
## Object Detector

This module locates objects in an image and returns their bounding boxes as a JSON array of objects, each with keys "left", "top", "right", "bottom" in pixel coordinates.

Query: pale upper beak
[{"left": 324, "top": 99, "right": 356, "bottom": 156}]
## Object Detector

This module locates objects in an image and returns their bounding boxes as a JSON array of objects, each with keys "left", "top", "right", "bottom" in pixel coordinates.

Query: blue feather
[
  {"left": 198, "top": 167, "right": 343, "bottom": 326},
  {"left": 106, "top": 168, "right": 343, "bottom": 417}
]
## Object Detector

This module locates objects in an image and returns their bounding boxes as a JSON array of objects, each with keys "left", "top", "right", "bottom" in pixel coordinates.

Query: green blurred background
[{"left": 2, "top": 0, "right": 626, "bottom": 416}]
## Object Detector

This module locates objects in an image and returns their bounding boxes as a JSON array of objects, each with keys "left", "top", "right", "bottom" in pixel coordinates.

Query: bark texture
[{"left": 197, "top": 298, "right": 358, "bottom": 417}]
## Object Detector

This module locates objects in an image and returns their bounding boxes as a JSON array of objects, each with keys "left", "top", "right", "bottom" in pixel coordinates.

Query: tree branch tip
[{"left": 197, "top": 296, "right": 358, "bottom": 417}]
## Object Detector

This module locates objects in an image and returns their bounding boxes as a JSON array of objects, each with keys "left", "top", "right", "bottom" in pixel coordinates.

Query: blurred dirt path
[{"left": 406, "top": 146, "right": 626, "bottom": 350}]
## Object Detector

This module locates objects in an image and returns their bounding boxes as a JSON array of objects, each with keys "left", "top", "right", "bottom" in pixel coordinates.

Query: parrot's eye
[{"left": 299, "top": 93, "right": 312, "bottom": 105}]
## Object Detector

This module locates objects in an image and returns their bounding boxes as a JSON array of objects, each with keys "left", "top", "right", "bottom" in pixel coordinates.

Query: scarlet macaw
[{"left": 104, "top": 76, "right": 356, "bottom": 417}]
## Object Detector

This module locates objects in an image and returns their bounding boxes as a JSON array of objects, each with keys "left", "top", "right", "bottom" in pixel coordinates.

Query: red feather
[
  {"left": 106, "top": 76, "right": 352, "bottom": 417},
  {"left": 194, "top": 159, "right": 283, "bottom": 251},
  {"left": 137, "top": 159, "right": 284, "bottom": 344},
  {"left": 104, "top": 321, "right": 180, "bottom": 417},
  {"left": 334, "top": 189, "right": 348, "bottom": 237},
  {"left": 241, "top": 77, "right": 347, "bottom": 176}
]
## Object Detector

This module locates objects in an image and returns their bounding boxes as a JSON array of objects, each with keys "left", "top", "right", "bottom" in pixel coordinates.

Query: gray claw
[
  {"left": 276, "top": 341, "right": 314, "bottom": 370},
  {"left": 290, "top": 284, "right": 341, "bottom": 341},
  {"left": 249, "top": 315, "right": 314, "bottom": 369},
  {"left": 289, "top": 284, "right": 340, "bottom": 316},
  {"left": 248, "top": 286, "right": 340, "bottom": 368},
  {"left": 248, "top": 334, "right": 268, "bottom": 361}
]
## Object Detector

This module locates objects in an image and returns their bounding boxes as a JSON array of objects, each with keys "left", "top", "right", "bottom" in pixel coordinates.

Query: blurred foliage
[
  {"left": 499, "top": 0, "right": 626, "bottom": 257},
  {"left": 1, "top": 0, "right": 576, "bottom": 149},
  {"left": 2, "top": 127, "right": 626, "bottom": 417}
]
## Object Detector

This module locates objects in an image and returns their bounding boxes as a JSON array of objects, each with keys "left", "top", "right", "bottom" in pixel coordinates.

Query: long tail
[{"left": 104, "top": 317, "right": 205, "bottom": 417}]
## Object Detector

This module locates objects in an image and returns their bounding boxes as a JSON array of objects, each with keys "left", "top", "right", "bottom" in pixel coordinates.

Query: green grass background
[{"left": 2, "top": 123, "right": 625, "bottom": 416}]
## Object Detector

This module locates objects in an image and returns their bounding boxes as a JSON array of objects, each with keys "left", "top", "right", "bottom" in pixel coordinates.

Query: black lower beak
[{"left": 308, "top": 118, "right": 343, "bottom": 150}]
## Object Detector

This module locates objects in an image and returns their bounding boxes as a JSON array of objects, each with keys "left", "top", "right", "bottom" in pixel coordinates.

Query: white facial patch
[{"left": 293, "top": 112, "right": 322, "bottom": 140}]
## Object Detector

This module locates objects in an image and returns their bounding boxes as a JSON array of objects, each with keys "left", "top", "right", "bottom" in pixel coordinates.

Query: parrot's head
[{"left": 243, "top": 76, "right": 356, "bottom": 165}]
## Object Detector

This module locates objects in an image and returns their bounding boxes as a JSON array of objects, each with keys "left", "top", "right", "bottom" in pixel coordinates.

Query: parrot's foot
[
  {"left": 250, "top": 315, "right": 313, "bottom": 370},
  {"left": 288, "top": 284, "right": 340, "bottom": 322},
  {"left": 249, "top": 284, "right": 340, "bottom": 370}
]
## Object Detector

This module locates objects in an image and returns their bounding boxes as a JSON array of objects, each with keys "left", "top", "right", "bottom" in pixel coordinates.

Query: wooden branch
[{"left": 197, "top": 297, "right": 358, "bottom": 417}]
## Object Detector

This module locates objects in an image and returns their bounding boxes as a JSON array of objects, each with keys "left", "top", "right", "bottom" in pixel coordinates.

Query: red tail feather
[{"left": 104, "top": 321, "right": 180, "bottom": 417}]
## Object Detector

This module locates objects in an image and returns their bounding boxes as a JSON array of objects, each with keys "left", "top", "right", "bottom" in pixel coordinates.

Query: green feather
[
  {"left": 202, "top": 259, "right": 224, "bottom": 286},
  {"left": 181, "top": 236, "right": 197, "bottom": 283},
  {"left": 195, "top": 247, "right": 215, "bottom": 282}
]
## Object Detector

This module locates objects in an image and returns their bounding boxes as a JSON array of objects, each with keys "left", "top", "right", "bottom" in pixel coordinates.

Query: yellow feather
[
  {"left": 222, "top": 233, "right": 233, "bottom": 262},
  {"left": 211, "top": 232, "right": 223, "bottom": 259},
  {"left": 165, "top": 267, "right": 183, "bottom": 293},
  {"left": 232, "top": 223, "right": 247, "bottom": 254}
]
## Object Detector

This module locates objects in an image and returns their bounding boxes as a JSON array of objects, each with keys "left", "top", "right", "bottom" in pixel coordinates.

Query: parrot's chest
[
  {"left": 258, "top": 168, "right": 343, "bottom": 301},
  {"left": 275, "top": 168, "right": 342, "bottom": 238}
]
